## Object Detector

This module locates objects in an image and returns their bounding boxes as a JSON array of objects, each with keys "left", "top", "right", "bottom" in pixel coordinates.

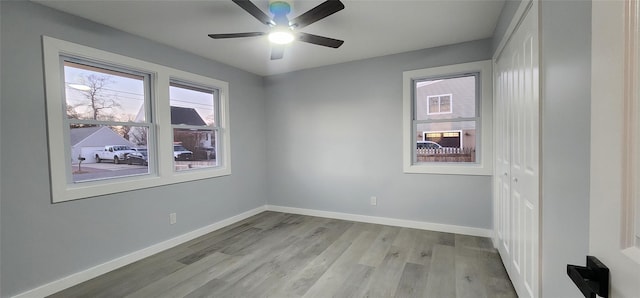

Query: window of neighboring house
[
  {"left": 403, "top": 60, "right": 493, "bottom": 175},
  {"left": 43, "top": 36, "right": 231, "bottom": 202},
  {"left": 426, "top": 94, "right": 453, "bottom": 115}
]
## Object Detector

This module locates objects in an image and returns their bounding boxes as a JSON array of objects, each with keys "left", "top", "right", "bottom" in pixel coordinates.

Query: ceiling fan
[{"left": 208, "top": 0, "right": 345, "bottom": 60}]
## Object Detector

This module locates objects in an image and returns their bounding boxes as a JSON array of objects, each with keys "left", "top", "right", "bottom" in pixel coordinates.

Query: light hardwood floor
[{"left": 49, "top": 211, "right": 516, "bottom": 298}]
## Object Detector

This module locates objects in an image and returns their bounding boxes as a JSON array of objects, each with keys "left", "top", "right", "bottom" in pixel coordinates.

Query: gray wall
[
  {"left": 264, "top": 40, "right": 494, "bottom": 229},
  {"left": 0, "top": 1, "right": 267, "bottom": 297},
  {"left": 492, "top": 0, "right": 522, "bottom": 53},
  {"left": 492, "top": 1, "right": 591, "bottom": 297},
  {"left": 0, "top": 0, "right": 593, "bottom": 297},
  {"left": 0, "top": 0, "right": 3, "bottom": 293},
  {"left": 0, "top": 1, "right": 3, "bottom": 295},
  {"left": 540, "top": 1, "right": 591, "bottom": 297}
]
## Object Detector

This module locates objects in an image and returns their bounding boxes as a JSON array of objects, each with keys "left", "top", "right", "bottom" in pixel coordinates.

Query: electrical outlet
[
  {"left": 169, "top": 213, "right": 177, "bottom": 225},
  {"left": 370, "top": 196, "right": 377, "bottom": 206}
]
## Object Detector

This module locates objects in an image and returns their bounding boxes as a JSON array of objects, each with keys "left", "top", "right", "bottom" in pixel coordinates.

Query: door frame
[
  {"left": 591, "top": 0, "right": 640, "bottom": 296},
  {"left": 620, "top": 0, "right": 640, "bottom": 258}
]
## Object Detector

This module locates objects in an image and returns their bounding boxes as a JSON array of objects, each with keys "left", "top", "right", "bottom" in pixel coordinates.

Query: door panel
[
  {"left": 524, "top": 200, "right": 535, "bottom": 295},
  {"left": 494, "top": 1, "right": 539, "bottom": 298}
]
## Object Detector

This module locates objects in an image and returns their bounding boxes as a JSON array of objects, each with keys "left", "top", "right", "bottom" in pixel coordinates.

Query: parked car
[
  {"left": 126, "top": 148, "right": 148, "bottom": 166},
  {"left": 194, "top": 146, "right": 216, "bottom": 160},
  {"left": 416, "top": 141, "right": 443, "bottom": 149},
  {"left": 95, "top": 145, "right": 137, "bottom": 164},
  {"left": 173, "top": 145, "right": 193, "bottom": 161}
]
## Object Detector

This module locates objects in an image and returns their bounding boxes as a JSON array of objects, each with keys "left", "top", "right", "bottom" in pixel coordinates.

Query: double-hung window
[
  {"left": 403, "top": 60, "right": 493, "bottom": 175},
  {"left": 63, "top": 59, "right": 153, "bottom": 182},
  {"left": 169, "top": 81, "right": 221, "bottom": 171},
  {"left": 43, "top": 36, "right": 231, "bottom": 202},
  {"left": 426, "top": 94, "right": 453, "bottom": 115}
]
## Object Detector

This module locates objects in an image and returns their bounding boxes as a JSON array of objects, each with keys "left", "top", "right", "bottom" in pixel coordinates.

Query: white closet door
[{"left": 494, "top": 1, "right": 540, "bottom": 298}]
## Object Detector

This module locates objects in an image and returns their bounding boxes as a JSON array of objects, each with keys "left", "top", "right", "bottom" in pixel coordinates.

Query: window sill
[
  {"left": 54, "top": 166, "right": 231, "bottom": 203},
  {"left": 403, "top": 163, "right": 492, "bottom": 176}
]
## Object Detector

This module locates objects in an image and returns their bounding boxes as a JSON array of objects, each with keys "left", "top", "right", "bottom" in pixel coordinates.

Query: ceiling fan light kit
[
  {"left": 268, "top": 30, "right": 294, "bottom": 44},
  {"left": 208, "top": 0, "right": 345, "bottom": 60}
]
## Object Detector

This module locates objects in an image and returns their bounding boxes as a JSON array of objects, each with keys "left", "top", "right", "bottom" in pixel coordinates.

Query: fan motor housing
[
  {"left": 269, "top": 1, "right": 291, "bottom": 25},
  {"left": 269, "top": 0, "right": 292, "bottom": 14}
]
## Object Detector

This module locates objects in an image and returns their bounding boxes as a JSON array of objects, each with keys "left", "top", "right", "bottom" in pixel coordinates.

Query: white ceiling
[{"left": 35, "top": 0, "right": 505, "bottom": 76}]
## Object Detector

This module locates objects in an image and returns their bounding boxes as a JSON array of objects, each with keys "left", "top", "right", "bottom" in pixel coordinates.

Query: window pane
[
  {"left": 429, "top": 97, "right": 440, "bottom": 114},
  {"left": 416, "top": 121, "right": 477, "bottom": 163},
  {"left": 70, "top": 125, "right": 149, "bottom": 182},
  {"left": 170, "top": 82, "right": 215, "bottom": 126},
  {"left": 173, "top": 128, "right": 218, "bottom": 171},
  {"left": 64, "top": 61, "right": 146, "bottom": 122},
  {"left": 440, "top": 95, "right": 452, "bottom": 113},
  {"left": 416, "top": 75, "right": 475, "bottom": 119}
]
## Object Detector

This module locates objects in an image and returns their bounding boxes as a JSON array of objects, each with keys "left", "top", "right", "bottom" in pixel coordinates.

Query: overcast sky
[{"left": 64, "top": 64, "right": 215, "bottom": 125}]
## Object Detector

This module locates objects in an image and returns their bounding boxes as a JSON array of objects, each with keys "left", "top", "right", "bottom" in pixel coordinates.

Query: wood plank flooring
[{"left": 49, "top": 212, "right": 516, "bottom": 298}]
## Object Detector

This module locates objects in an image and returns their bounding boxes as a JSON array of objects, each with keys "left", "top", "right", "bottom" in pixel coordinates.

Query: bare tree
[
  {"left": 205, "top": 114, "right": 216, "bottom": 126},
  {"left": 130, "top": 129, "right": 148, "bottom": 146},
  {"left": 77, "top": 74, "right": 120, "bottom": 120},
  {"left": 66, "top": 104, "right": 80, "bottom": 119},
  {"left": 67, "top": 105, "right": 82, "bottom": 128},
  {"left": 67, "top": 105, "right": 98, "bottom": 128},
  {"left": 114, "top": 125, "right": 130, "bottom": 140}
]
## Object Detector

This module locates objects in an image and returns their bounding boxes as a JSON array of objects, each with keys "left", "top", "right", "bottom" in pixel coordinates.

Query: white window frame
[
  {"left": 62, "top": 57, "right": 154, "bottom": 171},
  {"left": 169, "top": 79, "right": 221, "bottom": 172},
  {"left": 43, "top": 36, "right": 231, "bottom": 202},
  {"left": 403, "top": 60, "right": 493, "bottom": 175},
  {"left": 426, "top": 93, "right": 453, "bottom": 115}
]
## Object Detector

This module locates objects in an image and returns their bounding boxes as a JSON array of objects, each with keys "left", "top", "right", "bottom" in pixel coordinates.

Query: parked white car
[
  {"left": 416, "top": 141, "right": 443, "bottom": 149},
  {"left": 173, "top": 145, "right": 193, "bottom": 161},
  {"left": 95, "top": 145, "right": 137, "bottom": 164}
]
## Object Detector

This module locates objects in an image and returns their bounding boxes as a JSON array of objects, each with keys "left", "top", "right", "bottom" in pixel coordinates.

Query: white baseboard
[
  {"left": 13, "top": 204, "right": 493, "bottom": 298},
  {"left": 266, "top": 205, "right": 493, "bottom": 238},
  {"left": 12, "top": 206, "right": 266, "bottom": 298}
]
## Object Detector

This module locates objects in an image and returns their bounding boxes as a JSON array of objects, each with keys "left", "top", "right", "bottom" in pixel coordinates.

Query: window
[
  {"left": 403, "top": 60, "right": 493, "bottom": 175},
  {"left": 426, "top": 94, "right": 453, "bottom": 115},
  {"left": 63, "top": 59, "right": 152, "bottom": 182},
  {"left": 43, "top": 36, "right": 231, "bottom": 202},
  {"left": 169, "top": 82, "right": 220, "bottom": 171}
]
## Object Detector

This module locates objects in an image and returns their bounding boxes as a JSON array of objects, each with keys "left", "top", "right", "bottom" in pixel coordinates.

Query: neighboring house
[
  {"left": 130, "top": 106, "right": 214, "bottom": 149},
  {"left": 170, "top": 106, "right": 213, "bottom": 149},
  {"left": 415, "top": 76, "right": 476, "bottom": 148},
  {"left": 70, "top": 126, "right": 135, "bottom": 163},
  {"left": 170, "top": 106, "right": 207, "bottom": 126}
]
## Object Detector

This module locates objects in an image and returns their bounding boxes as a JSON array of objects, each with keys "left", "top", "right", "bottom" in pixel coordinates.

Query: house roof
[
  {"left": 70, "top": 126, "right": 136, "bottom": 148},
  {"left": 171, "top": 106, "right": 206, "bottom": 126},
  {"left": 69, "top": 126, "right": 102, "bottom": 146}
]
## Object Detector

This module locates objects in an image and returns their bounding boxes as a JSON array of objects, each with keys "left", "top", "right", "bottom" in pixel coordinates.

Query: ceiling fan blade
[
  {"left": 290, "top": 0, "right": 345, "bottom": 29},
  {"left": 297, "top": 32, "right": 344, "bottom": 48},
  {"left": 208, "top": 32, "right": 266, "bottom": 39},
  {"left": 232, "top": 0, "right": 274, "bottom": 26},
  {"left": 271, "top": 45, "right": 285, "bottom": 60}
]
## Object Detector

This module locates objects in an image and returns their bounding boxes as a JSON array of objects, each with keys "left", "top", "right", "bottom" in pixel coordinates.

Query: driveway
[{"left": 72, "top": 163, "right": 147, "bottom": 181}]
